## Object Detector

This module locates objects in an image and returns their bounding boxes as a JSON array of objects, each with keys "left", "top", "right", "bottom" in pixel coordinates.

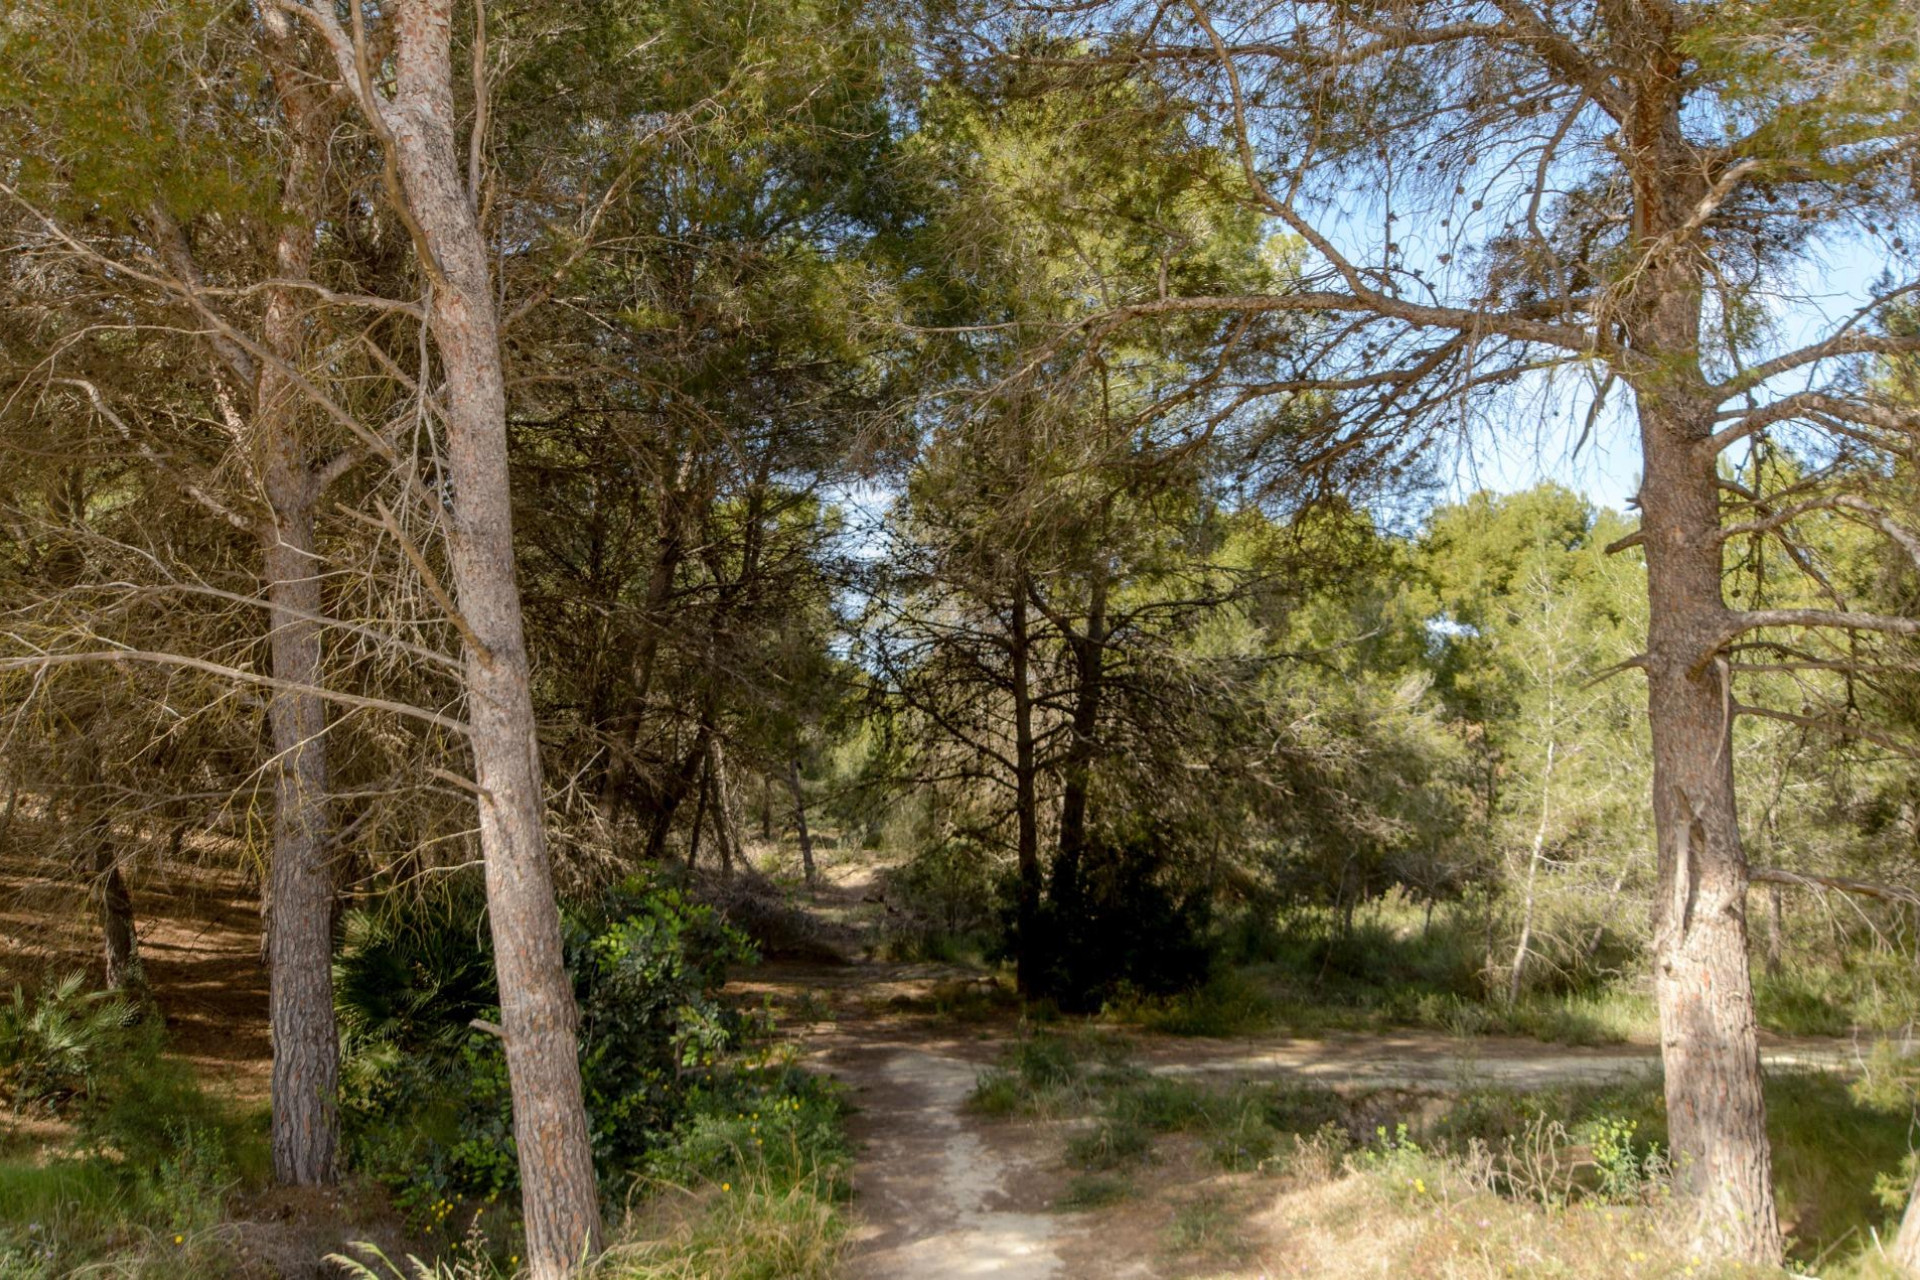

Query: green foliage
[
  {"left": 339, "top": 874, "right": 760, "bottom": 1224},
  {"left": 1020, "top": 836, "right": 1216, "bottom": 1013},
  {"left": 0, "top": 1016, "right": 253, "bottom": 1277},
  {"left": 641, "top": 1064, "right": 849, "bottom": 1192},
  {"left": 879, "top": 837, "right": 1002, "bottom": 961},
  {"left": 1123, "top": 968, "right": 1282, "bottom": 1038},
  {"left": 0, "top": 0, "right": 276, "bottom": 222},
  {"left": 1574, "top": 1116, "right": 1666, "bottom": 1205},
  {"left": 0, "top": 971, "right": 135, "bottom": 1114},
  {"left": 1756, "top": 952, "right": 1920, "bottom": 1037},
  {"left": 1055, "top": 1173, "right": 1133, "bottom": 1210},
  {"left": 1064, "top": 1117, "right": 1153, "bottom": 1171}
]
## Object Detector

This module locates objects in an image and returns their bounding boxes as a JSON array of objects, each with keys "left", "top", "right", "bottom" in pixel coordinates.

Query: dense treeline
[{"left": 1, "top": 0, "right": 1918, "bottom": 1274}]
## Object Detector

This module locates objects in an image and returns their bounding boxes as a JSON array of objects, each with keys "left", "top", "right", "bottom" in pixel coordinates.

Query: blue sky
[{"left": 1448, "top": 234, "right": 1901, "bottom": 516}]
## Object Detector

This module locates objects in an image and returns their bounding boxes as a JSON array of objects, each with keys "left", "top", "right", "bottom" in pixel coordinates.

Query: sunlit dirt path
[{"left": 739, "top": 946, "right": 1893, "bottom": 1280}]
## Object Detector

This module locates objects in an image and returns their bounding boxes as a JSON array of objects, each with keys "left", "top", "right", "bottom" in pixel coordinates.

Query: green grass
[
  {"left": 1065, "top": 1117, "right": 1154, "bottom": 1170},
  {"left": 1177, "top": 901, "right": 1917, "bottom": 1047},
  {"left": 1755, "top": 955, "right": 1920, "bottom": 1037},
  {"left": 1164, "top": 1191, "right": 1254, "bottom": 1264},
  {"left": 595, "top": 1166, "right": 848, "bottom": 1280},
  {"left": 1013, "top": 1021, "right": 1918, "bottom": 1276},
  {"left": 595, "top": 1067, "right": 854, "bottom": 1280},
  {"left": 1422, "top": 1069, "right": 1917, "bottom": 1266},
  {"left": 966, "top": 1030, "right": 1130, "bottom": 1116},
  {"left": 1055, "top": 1173, "right": 1134, "bottom": 1210}
]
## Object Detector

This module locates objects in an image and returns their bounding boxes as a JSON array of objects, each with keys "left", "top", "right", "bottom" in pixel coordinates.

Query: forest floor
[
  {"left": 0, "top": 837, "right": 421, "bottom": 1275},
  {"left": 740, "top": 855, "right": 1902, "bottom": 1280},
  {"left": 0, "top": 838, "right": 1902, "bottom": 1277}
]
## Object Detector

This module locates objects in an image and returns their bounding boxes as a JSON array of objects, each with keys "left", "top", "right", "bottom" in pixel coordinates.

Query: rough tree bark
[
  {"left": 259, "top": 19, "right": 341, "bottom": 1184},
  {"left": 1620, "top": 39, "right": 1778, "bottom": 1262},
  {"left": 285, "top": 0, "right": 604, "bottom": 1269},
  {"left": 1639, "top": 383, "right": 1779, "bottom": 1261}
]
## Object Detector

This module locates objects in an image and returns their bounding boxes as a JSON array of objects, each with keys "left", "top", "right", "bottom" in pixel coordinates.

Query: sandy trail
[
  {"left": 1135, "top": 1030, "right": 1885, "bottom": 1090},
  {"left": 804, "top": 1027, "right": 1070, "bottom": 1280},
  {"left": 756, "top": 955, "right": 1896, "bottom": 1280}
]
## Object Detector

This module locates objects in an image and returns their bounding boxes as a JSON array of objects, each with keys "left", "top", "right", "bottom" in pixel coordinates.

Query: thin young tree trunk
[
  {"left": 367, "top": 3, "right": 602, "bottom": 1268},
  {"left": 74, "top": 737, "right": 140, "bottom": 991},
  {"left": 1508, "top": 740, "right": 1553, "bottom": 1007},
  {"left": 1051, "top": 570, "right": 1106, "bottom": 916},
  {"left": 786, "top": 759, "right": 815, "bottom": 888},
  {"left": 760, "top": 776, "right": 773, "bottom": 843},
  {"left": 600, "top": 460, "right": 693, "bottom": 819},
  {"left": 643, "top": 725, "right": 711, "bottom": 861},
  {"left": 1764, "top": 882, "right": 1786, "bottom": 978},
  {"left": 685, "top": 760, "right": 709, "bottom": 871},
  {"left": 1010, "top": 585, "right": 1041, "bottom": 995},
  {"left": 94, "top": 843, "right": 139, "bottom": 992},
  {"left": 708, "top": 737, "right": 739, "bottom": 880}
]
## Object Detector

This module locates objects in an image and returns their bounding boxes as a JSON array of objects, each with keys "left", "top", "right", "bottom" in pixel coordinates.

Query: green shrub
[
  {"left": 1065, "top": 1118, "right": 1152, "bottom": 1170},
  {"left": 0, "top": 971, "right": 135, "bottom": 1114},
  {"left": 1055, "top": 1173, "right": 1133, "bottom": 1209},
  {"left": 339, "top": 872, "right": 759, "bottom": 1223},
  {"left": 0, "top": 1016, "right": 250, "bottom": 1276},
  {"left": 1129, "top": 969, "right": 1280, "bottom": 1037},
  {"left": 1017, "top": 834, "right": 1215, "bottom": 1013},
  {"left": 644, "top": 1064, "right": 849, "bottom": 1191}
]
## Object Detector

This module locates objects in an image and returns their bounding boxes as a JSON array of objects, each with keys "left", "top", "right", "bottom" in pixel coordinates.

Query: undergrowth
[{"left": 0, "top": 977, "right": 261, "bottom": 1278}]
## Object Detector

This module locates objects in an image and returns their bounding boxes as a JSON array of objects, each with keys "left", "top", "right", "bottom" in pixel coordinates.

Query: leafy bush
[
  {"left": 339, "top": 872, "right": 759, "bottom": 1222},
  {"left": 1019, "top": 835, "right": 1214, "bottom": 1013},
  {"left": 0, "top": 1016, "right": 250, "bottom": 1276},
  {"left": 0, "top": 971, "right": 135, "bottom": 1114},
  {"left": 1126, "top": 969, "right": 1280, "bottom": 1037},
  {"left": 1064, "top": 1117, "right": 1152, "bottom": 1170},
  {"left": 884, "top": 837, "right": 1000, "bottom": 954}
]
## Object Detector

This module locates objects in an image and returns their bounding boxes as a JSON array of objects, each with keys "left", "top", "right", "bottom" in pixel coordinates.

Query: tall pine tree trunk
[
  {"left": 261, "top": 519, "right": 340, "bottom": 1183},
  {"left": 1052, "top": 571, "right": 1105, "bottom": 915},
  {"left": 786, "top": 759, "right": 815, "bottom": 888},
  {"left": 1010, "top": 586, "right": 1041, "bottom": 995},
  {"left": 376, "top": 3, "right": 601, "bottom": 1268},
  {"left": 1620, "top": 66, "right": 1780, "bottom": 1255},
  {"left": 259, "top": 26, "right": 340, "bottom": 1183},
  {"left": 1639, "top": 389, "right": 1779, "bottom": 1263}
]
